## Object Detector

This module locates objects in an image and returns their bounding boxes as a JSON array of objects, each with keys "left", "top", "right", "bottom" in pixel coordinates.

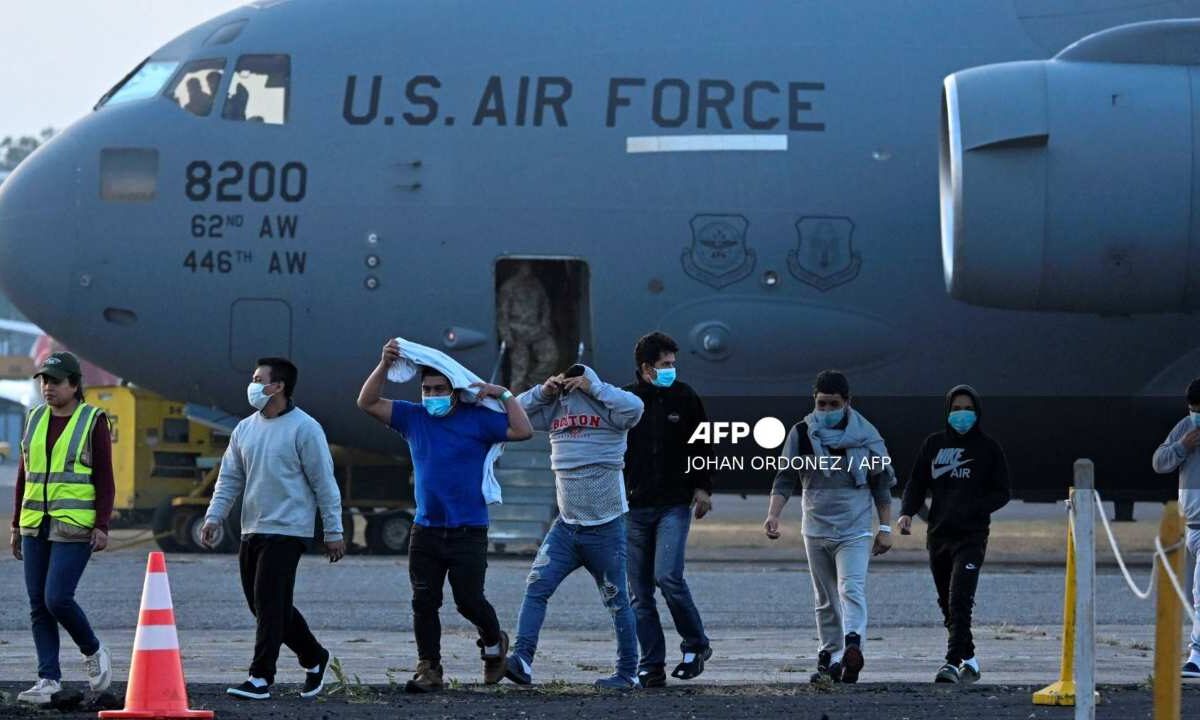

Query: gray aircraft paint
[{"left": 1, "top": 0, "right": 1198, "bottom": 501}]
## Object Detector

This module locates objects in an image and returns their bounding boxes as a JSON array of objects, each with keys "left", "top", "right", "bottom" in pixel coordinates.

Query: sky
[{"left": 1, "top": 1, "right": 248, "bottom": 140}]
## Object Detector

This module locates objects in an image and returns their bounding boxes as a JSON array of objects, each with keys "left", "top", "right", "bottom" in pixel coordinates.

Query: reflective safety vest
[{"left": 19, "top": 403, "right": 103, "bottom": 530}]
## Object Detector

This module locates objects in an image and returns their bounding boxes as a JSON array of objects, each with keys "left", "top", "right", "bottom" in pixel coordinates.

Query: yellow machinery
[
  {"left": 0, "top": 440, "right": 10, "bottom": 463},
  {"left": 85, "top": 385, "right": 415, "bottom": 554}
]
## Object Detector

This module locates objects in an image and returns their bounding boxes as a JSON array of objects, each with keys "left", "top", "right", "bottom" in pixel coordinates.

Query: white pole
[{"left": 1073, "top": 459, "right": 1096, "bottom": 720}]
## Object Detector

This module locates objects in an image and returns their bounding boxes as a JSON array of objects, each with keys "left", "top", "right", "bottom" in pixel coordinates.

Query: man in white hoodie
[
  {"left": 505, "top": 364, "right": 645, "bottom": 690},
  {"left": 1151, "top": 377, "right": 1200, "bottom": 678}
]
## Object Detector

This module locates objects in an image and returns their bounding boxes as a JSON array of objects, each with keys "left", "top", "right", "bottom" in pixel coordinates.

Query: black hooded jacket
[
  {"left": 900, "top": 385, "right": 1011, "bottom": 538},
  {"left": 622, "top": 373, "right": 713, "bottom": 507}
]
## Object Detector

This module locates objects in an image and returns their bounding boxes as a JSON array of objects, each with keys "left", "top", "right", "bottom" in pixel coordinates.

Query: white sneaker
[
  {"left": 17, "top": 678, "right": 61, "bottom": 705},
  {"left": 84, "top": 644, "right": 112, "bottom": 692}
]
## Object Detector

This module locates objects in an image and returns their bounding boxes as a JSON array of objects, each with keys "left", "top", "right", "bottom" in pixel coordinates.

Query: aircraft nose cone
[{"left": 0, "top": 137, "right": 77, "bottom": 333}]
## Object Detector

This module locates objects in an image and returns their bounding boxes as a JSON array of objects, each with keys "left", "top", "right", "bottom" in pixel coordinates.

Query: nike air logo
[{"left": 931, "top": 448, "right": 974, "bottom": 479}]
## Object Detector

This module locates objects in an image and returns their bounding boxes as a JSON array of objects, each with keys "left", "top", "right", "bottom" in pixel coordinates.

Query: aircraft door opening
[{"left": 495, "top": 259, "right": 590, "bottom": 394}]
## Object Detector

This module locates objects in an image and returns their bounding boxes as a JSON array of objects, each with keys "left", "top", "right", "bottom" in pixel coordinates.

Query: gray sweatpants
[
  {"left": 1187, "top": 529, "right": 1200, "bottom": 660},
  {"left": 804, "top": 534, "right": 872, "bottom": 660}
]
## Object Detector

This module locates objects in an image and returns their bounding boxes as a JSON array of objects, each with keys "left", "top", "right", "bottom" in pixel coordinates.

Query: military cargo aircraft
[{"left": 1, "top": 0, "right": 1198, "bottom": 518}]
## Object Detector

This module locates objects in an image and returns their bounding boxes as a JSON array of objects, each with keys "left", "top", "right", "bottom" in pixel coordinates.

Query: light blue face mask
[
  {"left": 814, "top": 407, "right": 846, "bottom": 429},
  {"left": 423, "top": 395, "right": 453, "bottom": 417},
  {"left": 651, "top": 367, "right": 676, "bottom": 388},
  {"left": 948, "top": 409, "right": 977, "bottom": 434},
  {"left": 1191, "top": 411, "right": 1200, "bottom": 428}
]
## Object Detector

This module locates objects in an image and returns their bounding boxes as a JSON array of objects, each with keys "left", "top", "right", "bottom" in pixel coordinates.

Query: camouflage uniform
[{"left": 498, "top": 265, "right": 559, "bottom": 393}]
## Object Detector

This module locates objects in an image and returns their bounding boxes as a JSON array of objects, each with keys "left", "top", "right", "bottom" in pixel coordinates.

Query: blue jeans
[
  {"left": 513, "top": 516, "right": 638, "bottom": 679},
  {"left": 22, "top": 532, "right": 100, "bottom": 681},
  {"left": 626, "top": 505, "right": 709, "bottom": 672}
]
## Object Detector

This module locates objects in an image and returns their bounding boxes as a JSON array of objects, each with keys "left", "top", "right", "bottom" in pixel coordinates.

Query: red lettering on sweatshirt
[{"left": 551, "top": 414, "right": 602, "bottom": 433}]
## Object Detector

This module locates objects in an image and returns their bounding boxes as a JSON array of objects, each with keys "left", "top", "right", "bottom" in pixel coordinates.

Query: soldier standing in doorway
[{"left": 498, "top": 262, "right": 559, "bottom": 393}]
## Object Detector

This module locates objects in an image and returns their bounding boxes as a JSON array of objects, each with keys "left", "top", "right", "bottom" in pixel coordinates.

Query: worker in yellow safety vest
[{"left": 9, "top": 352, "right": 114, "bottom": 706}]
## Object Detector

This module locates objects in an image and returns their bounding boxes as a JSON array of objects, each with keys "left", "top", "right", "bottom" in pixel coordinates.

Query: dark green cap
[{"left": 34, "top": 351, "right": 81, "bottom": 381}]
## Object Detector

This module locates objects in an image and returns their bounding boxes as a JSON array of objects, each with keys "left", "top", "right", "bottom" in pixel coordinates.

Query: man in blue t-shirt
[{"left": 358, "top": 339, "right": 533, "bottom": 692}]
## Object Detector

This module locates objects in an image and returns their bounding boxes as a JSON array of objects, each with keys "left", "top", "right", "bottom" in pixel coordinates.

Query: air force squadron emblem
[
  {"left": 683, "top": 215, "right": 755, "bottom": 289},
  {"left": 788, "top": 216, "right": 862, "bottom": 291}
]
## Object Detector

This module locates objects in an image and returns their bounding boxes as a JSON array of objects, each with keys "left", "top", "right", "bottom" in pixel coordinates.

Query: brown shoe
[
  {"left": 405, "top": 660, "right": 444, "bottom": 693},
  {"left": 480, "top": 631, "right": 510, "bottom": 685}
]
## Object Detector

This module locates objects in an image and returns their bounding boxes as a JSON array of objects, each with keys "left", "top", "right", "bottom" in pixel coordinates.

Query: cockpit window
[
  {"left": 222, "top": 55, "right": 290, "bottom": 125},
  {"left": 166, "top": 59, "right": 226, "bottom": 117},
  {"left": 97, "top": 60, "right": 181, "bottom": 109}
]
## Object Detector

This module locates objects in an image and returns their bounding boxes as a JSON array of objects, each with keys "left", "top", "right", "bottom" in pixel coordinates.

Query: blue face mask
[
  {"left": 422, "top": 395, "right": 453, "bottom": 417},
  {"left": 1191, "top": 411, "right": 1200, "bottom": 428},
  {"left": 651, "top": 367, "right": 676, "bottom": 388},
  {"left": 948, "top": 409, "right": 977, "bottom": 434},
  {"left": 814, "top": 407, "right": 846, "bottom": 429}
]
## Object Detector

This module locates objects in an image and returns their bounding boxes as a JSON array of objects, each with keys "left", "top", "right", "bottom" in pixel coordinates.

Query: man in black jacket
[
  {"left": 622, "top": 332, "right": 713, "bottom": 687},
  {"left": 898, "top": 384, "right": 1010, "bottom": 684}
]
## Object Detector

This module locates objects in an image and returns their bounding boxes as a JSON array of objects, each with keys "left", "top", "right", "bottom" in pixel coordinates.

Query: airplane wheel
[
  {"left": 184, "top": 508, "right": 237, "bottom": 553},
  {"left": 365, "top": 511, "right": 413, "bottom": 555}
]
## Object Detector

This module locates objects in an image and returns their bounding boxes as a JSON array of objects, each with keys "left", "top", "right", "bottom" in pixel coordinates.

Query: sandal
[{"left": 671, "top": 646, "right": 713, "bottom": 680}]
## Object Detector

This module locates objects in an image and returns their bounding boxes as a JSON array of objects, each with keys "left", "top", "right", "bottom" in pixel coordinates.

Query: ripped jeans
[{"left": 512, "top": 515, "right": 637, "bottom": 679}]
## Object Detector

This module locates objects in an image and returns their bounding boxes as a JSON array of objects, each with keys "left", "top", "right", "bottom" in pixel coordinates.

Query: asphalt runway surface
[{"left": 1, "top": 682, "right": 1198, "bottom": 720}]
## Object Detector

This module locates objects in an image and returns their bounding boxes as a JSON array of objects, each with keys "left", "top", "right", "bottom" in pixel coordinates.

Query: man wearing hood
[
  {"left": 899, "top": 384, "right": 1010, "bottom": 684},
  {"left": 764, "top": 370, "right": 895, "bottom": 684},
  {"left": 505, "top": 364, "right": 645, "bottom": 690},
  {"left": 1150, "top": 377, "right": 1200, "bottom": 679}
]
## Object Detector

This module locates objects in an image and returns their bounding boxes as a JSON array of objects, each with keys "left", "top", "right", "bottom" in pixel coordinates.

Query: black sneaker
[
  {"left": 227, "top": 679, "right": 271, "bottom": 700},
  {"left": 1182, "top": 661, "right": 1200, "bottom": 679},
  {"left": 638, "top": 667, "right": 667, "bottom": 688},
  {"left": 935, "top": 663, "right": 960, "bottom": 683},
  {"left": 301, "top": 648, "right": 330, "bottom": 698},
  {"left": 809, "top": 651, "right": 842, "bottom": 684},
  {"left": 841, "top": 633, "right": 864, "bottom": 684}
]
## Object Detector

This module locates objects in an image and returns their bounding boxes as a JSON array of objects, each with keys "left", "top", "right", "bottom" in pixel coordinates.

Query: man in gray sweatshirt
[
  {"left": 1151, "top": 377, "right": 1200, "bottom": 678},
  {"left": 504, "top": 364, "right": 645, "bottom": 690},
  {"left": 202, "top": 357, "right": 344, "bottom": 701},
  {"left": 763, "top": 370, "right": 895, "bottom": 685}
]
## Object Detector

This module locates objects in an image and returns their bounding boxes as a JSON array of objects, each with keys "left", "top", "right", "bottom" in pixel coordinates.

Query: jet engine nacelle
[{"left": 939, "top": 19, "right": 1200, "bottom": 314}]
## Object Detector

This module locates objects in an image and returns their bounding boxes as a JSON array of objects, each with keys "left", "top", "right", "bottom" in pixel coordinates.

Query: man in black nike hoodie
[{"left": 898, "top": 384, "right": 1010, "bottom": 685}]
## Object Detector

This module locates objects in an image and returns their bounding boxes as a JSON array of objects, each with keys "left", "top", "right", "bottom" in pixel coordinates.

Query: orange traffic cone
[{"left": 100, "top": 552, "right": 213, "bottom": 719}]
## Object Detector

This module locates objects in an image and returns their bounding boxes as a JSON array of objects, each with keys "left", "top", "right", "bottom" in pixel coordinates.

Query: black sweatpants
[
  {"left": 239, "top": 534, "right": 324, "bottom": 683},
  {"left": 928, "top": 532, "right": 988, "bottom": 665},
  {"left": 409, "top": 524, "right": 502, "bottom": 665}
]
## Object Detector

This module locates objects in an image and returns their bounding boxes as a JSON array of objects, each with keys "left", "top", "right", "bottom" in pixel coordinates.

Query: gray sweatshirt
[
  {"left": 206, "top": 405, "right": 344, "bottom": 542},
  {"left": 1151, "top": 416, "right": 1200, "bottom": 526},
  {"left": 772, "top": 421, "right": 895, "bottom": 541},
  {"left": 518, "top": 365, "right": 644, "bottom": 470}
]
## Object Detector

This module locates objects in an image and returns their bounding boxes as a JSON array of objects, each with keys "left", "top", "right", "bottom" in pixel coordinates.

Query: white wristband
[{"left": 878, "top": 525, "right": 893, "bottom": 534}]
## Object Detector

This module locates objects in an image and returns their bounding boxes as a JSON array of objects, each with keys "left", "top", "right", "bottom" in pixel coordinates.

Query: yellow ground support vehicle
[
  {"left": 85, "top": 385, "right": 415, "bottom": 554},
  {"left": 0, "top": 440, "right": 10, "bottom": 463}
]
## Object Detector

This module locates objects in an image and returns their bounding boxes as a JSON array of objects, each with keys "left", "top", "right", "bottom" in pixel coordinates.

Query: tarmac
[{"left": 1, "top": 466, "right": 1198, "bottom": 718}]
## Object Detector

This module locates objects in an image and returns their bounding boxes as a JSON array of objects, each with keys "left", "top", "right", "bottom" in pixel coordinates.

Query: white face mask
[{"left": 247, "top": 382, "right": 273, "bottom": 411}]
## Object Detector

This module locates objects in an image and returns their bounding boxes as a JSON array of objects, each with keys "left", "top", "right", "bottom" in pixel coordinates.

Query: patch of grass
[
  {"left": 779, "top": 664, "right": 806, "bottom": 673},
  {"left": 1128, "top": 641, "right": 1152, "bottom": 651},
  {"left": 325, "top": 656, "right": 379, "bottom": 703},
  {"left": 539, "top": 679, "right": 574, "bottom": 695}
]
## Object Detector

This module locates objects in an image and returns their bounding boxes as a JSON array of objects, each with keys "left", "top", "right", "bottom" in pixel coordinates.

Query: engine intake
[{"left": 940, "top": 20, "right": 1200, "bottom": 313}]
